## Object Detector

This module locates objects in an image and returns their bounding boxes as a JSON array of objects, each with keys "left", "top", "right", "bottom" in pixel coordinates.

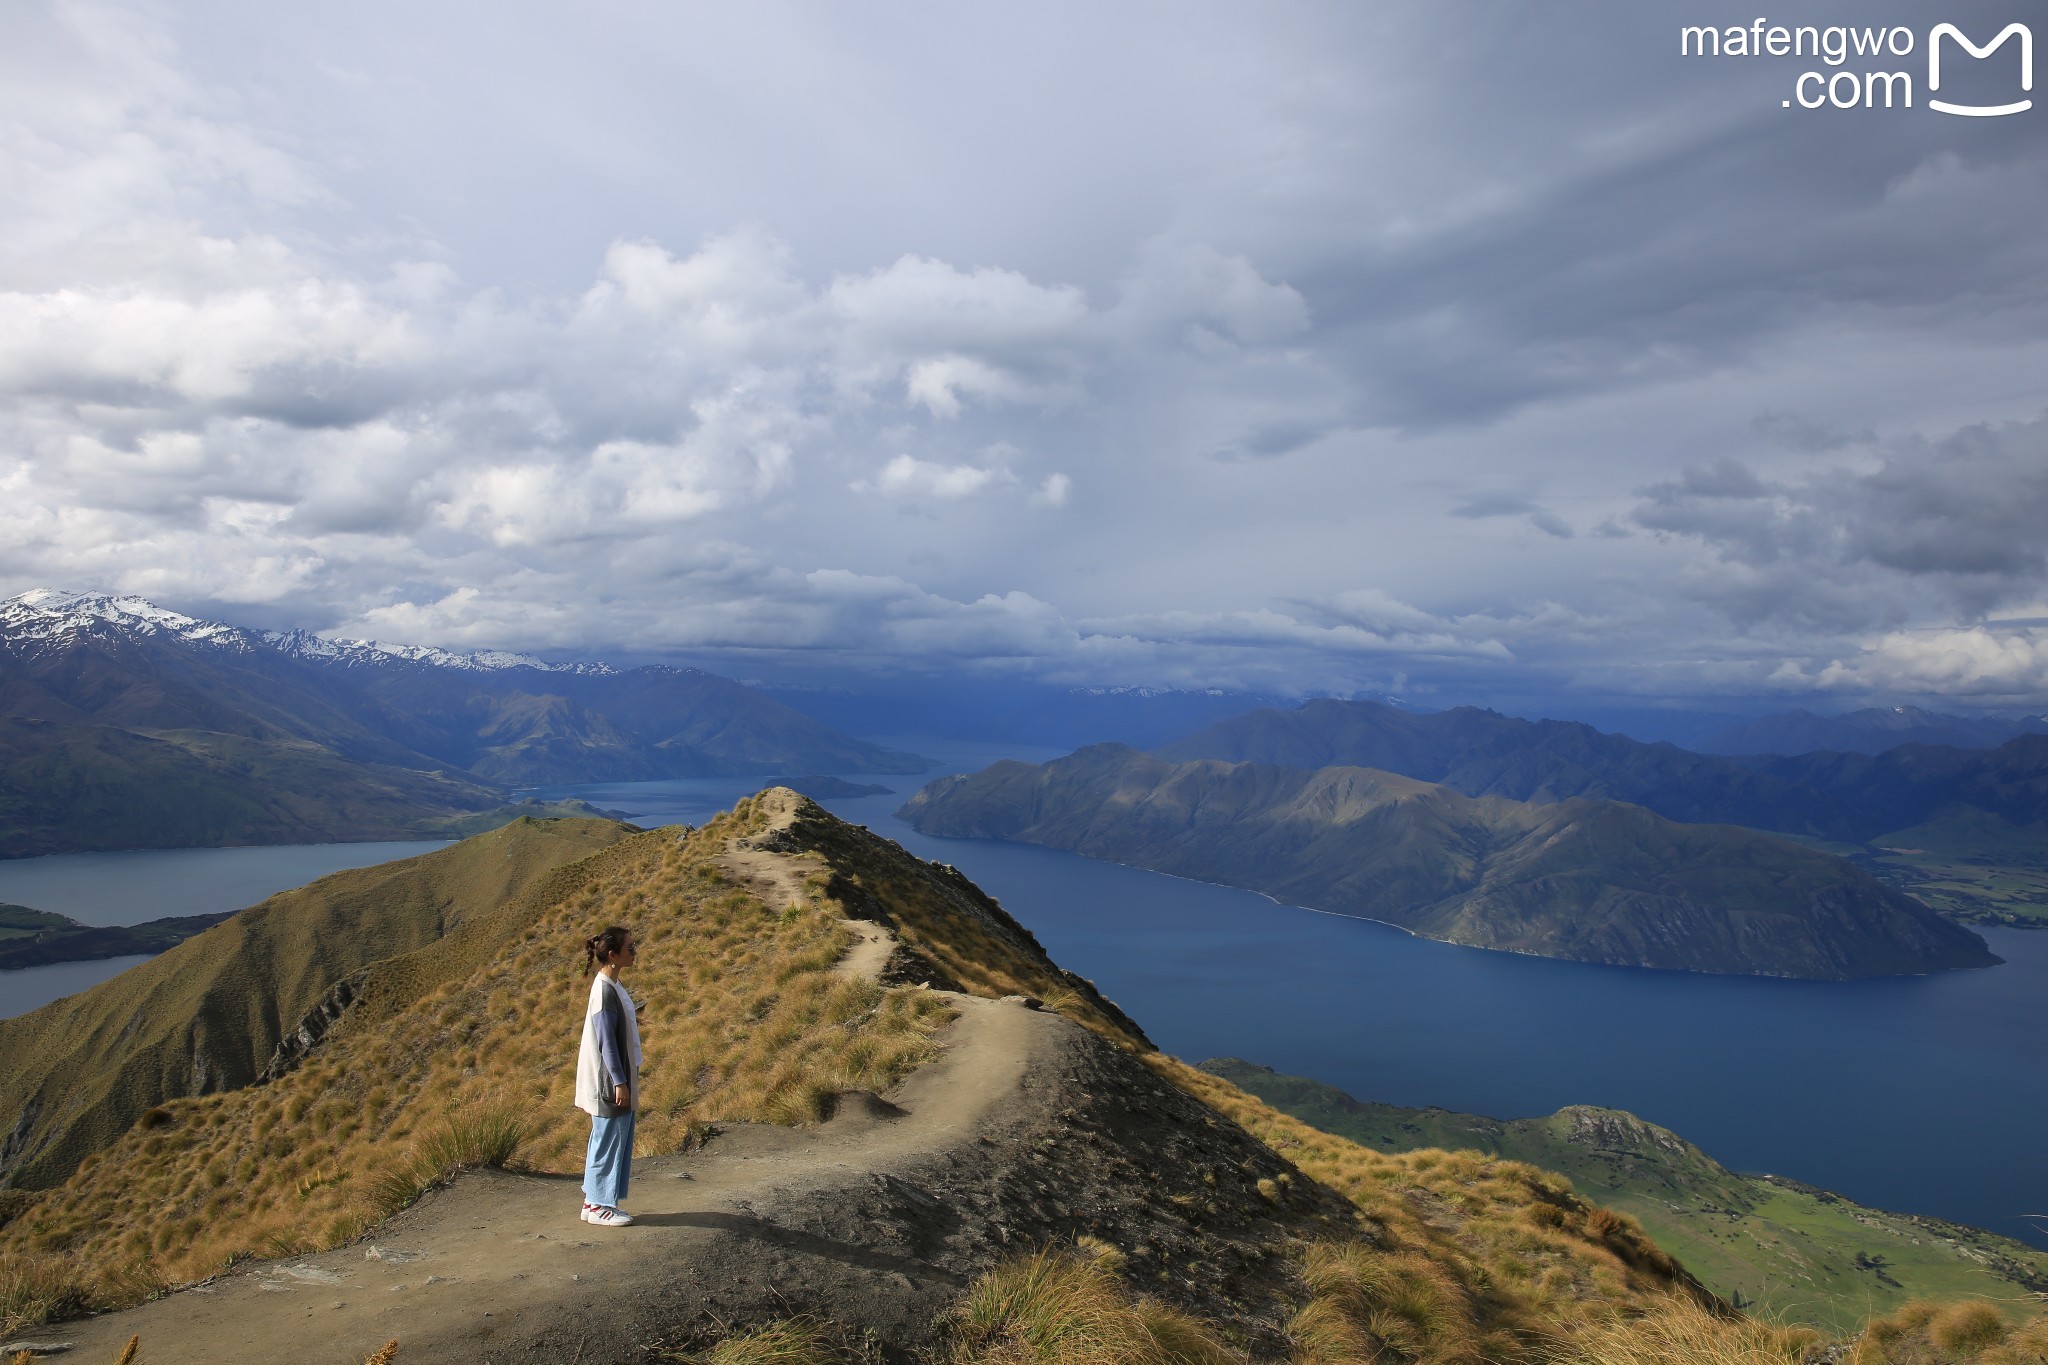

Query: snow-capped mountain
[
  {"left": 1, "top": 588, "right": 263, "bottom": 653},
  {"left": 0, "top": 589, "right": 924, "bottom": 857},
  {"left": 1, "top": 588, "right": 613, "bottom": 676},
  {"left": 260, "top": 628, "right": 615, "bottom": 676}
]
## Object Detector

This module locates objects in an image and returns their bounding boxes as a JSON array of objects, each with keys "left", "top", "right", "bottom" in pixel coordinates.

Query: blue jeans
[{"left": 583, "top": 1110, "right": 634, "bottom": 1207}]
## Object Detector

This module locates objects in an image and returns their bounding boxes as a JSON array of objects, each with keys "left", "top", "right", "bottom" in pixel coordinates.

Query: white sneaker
[
  {"left": 580, "top": 1202, "right": 599, "bottom": 1223},
  {"left": 587, "top": 1205, "right": 634, "bottom": 1227}
]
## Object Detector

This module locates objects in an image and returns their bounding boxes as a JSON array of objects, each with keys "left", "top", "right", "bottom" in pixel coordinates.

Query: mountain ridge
[
  {"left": 1699, "top": 705, "right": 2048, "bottom": 757},
  {"left": 897, "top": 743, "right": 1998, "bottom": 978},
  {"left": 0, "top": 589, "right": 925, "bottom": 856},
  {"left": 1158, "top": 696, "right": 2048, "bottom": 849}
]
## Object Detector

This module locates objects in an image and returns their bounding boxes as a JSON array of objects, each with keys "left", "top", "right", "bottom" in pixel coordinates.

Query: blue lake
[
  {"left": 6, "top": 743, "right": 2045, "bottom": 1251},
  {"left": 0, "top": 839, "right": 449, "bottom": 925}
]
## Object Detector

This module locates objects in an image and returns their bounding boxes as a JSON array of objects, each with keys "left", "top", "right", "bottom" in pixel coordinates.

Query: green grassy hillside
[
  {"left": 1203, "top": 1059, "right": 2048, "bottom": 1334},
  {"left": 0, "top": 816, "right": 634, "bottom": 1190},
  {"left": 899, "top": 745, "right": 1996, "bottom": 978}
]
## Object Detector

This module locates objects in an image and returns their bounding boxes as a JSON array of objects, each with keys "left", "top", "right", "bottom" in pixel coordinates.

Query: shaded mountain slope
[
  {"left": 0, "top": 817, "right": 635, "bottom": 1190},
  {"left": 0, "top": 717, "right": 503, "bottom": 858},
  {"left": 897, "top": 744, "right": 1997, "bottom": 978},
  {"left": 0, "top": 598, "right": 439, "bottom": 769},
  {"left": 1700, "top": 706, "right": 2048, "bottom": 757},
  {"left": 1157, "top": 698, "right": 1860, "bottom": 835},
  {"left": 0, "top": 591, "right": 923, "bottom": 857},
  {"left": 316, "top": 656, "right": 927, "bottom": 783},
  {"left": 1159, "top": 697, "right": 2048, "bottom": 848},
  {"left": 1204, "top": 1059, "right": 2048, "bottom": 1334}
]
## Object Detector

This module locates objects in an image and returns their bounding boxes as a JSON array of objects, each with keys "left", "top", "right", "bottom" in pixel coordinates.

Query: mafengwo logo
[{"left": 1680, "top": 19, "right": 2033, "bottom": 113}]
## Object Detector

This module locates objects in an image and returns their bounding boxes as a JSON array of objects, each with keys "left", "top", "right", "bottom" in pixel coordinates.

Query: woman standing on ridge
[{"left": 576, "top": 924, "right": 641, "bottom": 1227}]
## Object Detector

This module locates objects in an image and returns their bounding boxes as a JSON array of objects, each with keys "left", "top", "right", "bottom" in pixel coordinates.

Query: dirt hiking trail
[{"left": 30, "top": 795, "right": 1350, "bottom": 1364}]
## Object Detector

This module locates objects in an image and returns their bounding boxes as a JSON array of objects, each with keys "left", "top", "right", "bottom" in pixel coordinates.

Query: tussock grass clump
[
  {"left": 687, "top": 1317, "right": 842, "bottom": 1363},
  {"left": 948, "top": 1246, "right": 1238, "bottom": 1365},
  {"left": 0, "top": 1251, "right": 91, "bottom": 1336},
  {"left": 1543, "top": 1294, "right": 1819, "bottom": 1365},
  {"left": 417, "top": 1103, "right": 529, "bottom": 1175},
  {"left": 367, "top": 1100, "right": 532, "bottom": 1215},
  {"left": 1, "top": 803, "right": 955, "bottom": 1310},
  {"left": 1289, "top": 1241, "right": 1491, "bottom": 1363},
  {"left": 1850, "top": 1298, "right": 2048, "bottom": 1363}
]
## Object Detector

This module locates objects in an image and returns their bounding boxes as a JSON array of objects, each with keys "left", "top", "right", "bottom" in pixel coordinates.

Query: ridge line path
[{"left": 43, "top": 829, "right": 1063, "bottom": 1365}]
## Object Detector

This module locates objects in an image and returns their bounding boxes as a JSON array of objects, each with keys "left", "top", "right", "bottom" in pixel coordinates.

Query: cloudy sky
[{"left": 3, "top": 0, "right": 2045, "bottom": 713}]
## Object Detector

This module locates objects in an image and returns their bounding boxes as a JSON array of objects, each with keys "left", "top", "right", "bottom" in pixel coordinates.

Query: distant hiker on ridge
[{"left": 576, "top": 924, "right": 641, "bottom": 1227}]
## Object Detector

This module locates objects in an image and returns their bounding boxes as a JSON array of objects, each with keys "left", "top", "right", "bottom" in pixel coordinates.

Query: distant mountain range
[
  {"left": 898, "top": 743, "right": 1997, "bottom": 979},
  {"left": 1697, "top": 706, "right": 2048, "bottom": 757},
  {"left": 755, "top": 678, "right": 1308, "bottom": 750},
  {"left": 978, "top": 687, "right": 1327, "bottom": 750},
  {"left": 0, "top": 589, "right": 923, "bottom": 857},
  {"left": 1157, "top": 698, "right": 2048, "bottom": 848}
]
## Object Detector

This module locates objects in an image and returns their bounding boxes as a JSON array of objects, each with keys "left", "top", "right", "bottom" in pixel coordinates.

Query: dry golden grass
[
  {"left": 686, "top": 1317, "right": 841, "bottom": 1364},
  {"left": 948, "top": 1246, "right": 1239, "bottom": 1365},
  {"left": 0, "top": 1250, "right": 90, "bottom": 1336},
  {"left": 1542, "top": 1294, "right": 1819, "bottom": 1365},
  {"left": 1152, "top": 1055, "right": 1735, "bottom": 1363},
  {"left": 1289, "top": 1240, "right": 1489, "bottom": 1363},
  {"left": 1848, "top": 1299, "right": 2048, "bottom": 1364},
  {"left": 365, "top": 1100, "right": 532, "bottom": 1214},
  {"left": 0, "top": 798, "right": 954, "bottom": 1322}
]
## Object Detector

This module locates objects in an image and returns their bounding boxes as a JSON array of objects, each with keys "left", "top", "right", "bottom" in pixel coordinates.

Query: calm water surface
[
  {"left": 0, "top": 839, "right": 449, "bottom": 925},
  {"left": 6, "top": 744, "right": 2043, "bottom": 1250},
  {"left": 4, "top": 954, "right": 157, "bottom": 1017}
]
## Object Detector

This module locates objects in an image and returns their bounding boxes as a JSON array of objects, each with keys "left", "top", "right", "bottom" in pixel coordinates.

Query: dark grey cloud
[
  {"left": 1634, "top": 413, "right": 2048, "bottom": 626},
  {"left": 1263, "top": 1, "right": 2048, "bottom": 429},
  {"left": 1751, "top": 411, "right": 1874, "bottom": 453},
  {"left": 1449, "top": 494, "right": 1573, "bottom": 539}
]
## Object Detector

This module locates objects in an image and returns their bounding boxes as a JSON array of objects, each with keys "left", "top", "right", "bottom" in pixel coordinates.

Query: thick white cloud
[
  {"left": 856, "top": 454, "right": 1014, "bottom": 502},
  {"left": 1792, "top": 627, "right": 2048, "bottom": 703},
  {"left": 1632, "top": 415, "right": 2048, "bottom": 631}
]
